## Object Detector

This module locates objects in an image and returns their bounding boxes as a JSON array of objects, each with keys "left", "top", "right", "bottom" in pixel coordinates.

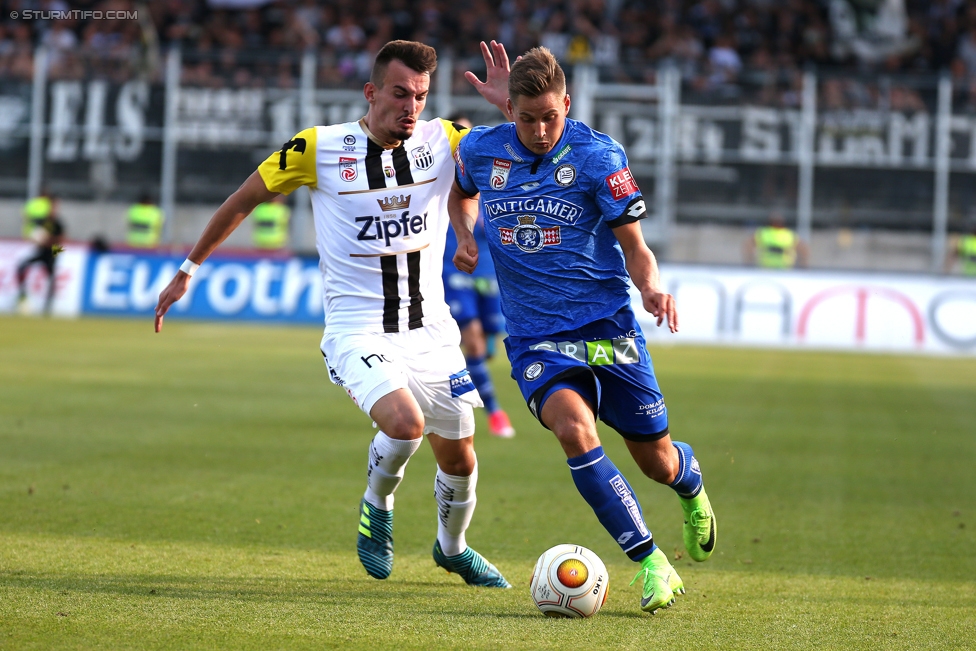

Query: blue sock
[
  {"left": 466, "top": 356, "right": 499, "bottom": 413},
  {"left": 567, "top": 446, "right": 656, "bottom": 561},
  {"left": 669, "top": 441, "right": 703, "bottom": 499}
]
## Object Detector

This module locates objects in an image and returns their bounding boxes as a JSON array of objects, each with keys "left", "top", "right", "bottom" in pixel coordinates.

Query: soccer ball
[{"left": 529, "top": 544, "right": 609, "bottom": 618}]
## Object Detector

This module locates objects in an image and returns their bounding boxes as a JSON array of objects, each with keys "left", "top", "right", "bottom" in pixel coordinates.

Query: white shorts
[{"left": 320, "top": 319, "right": 483, "bottom": 440}]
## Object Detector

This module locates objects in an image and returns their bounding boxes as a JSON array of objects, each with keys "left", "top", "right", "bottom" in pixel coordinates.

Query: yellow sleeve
[
  {"left": 439, "top": 118, "right": 470, "bottom": 156},
  {"left": 258, "top": 127, "right": 318, "bottom": 194}
]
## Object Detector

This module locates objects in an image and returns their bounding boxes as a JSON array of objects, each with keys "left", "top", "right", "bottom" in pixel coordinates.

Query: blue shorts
[
  {"left": 505, "top": 306, "right": 669, "bottom": 441},
  {"left": 444, "top": 271, "right": 505, "bottom": 335}
]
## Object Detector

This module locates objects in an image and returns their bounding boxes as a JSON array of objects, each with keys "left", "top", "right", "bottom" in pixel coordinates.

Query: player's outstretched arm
[
  {"left": 613, "top": 221, "right": 678, "bottom": 333},
  {"left": 465, "top": 40, "right": 515, "bottom": 118},
  {"left": 154, "top": 171, "right": 277, "bottom": 332},
  {"left": 448, "top": 181, "right": 480, "bottom": 274}
]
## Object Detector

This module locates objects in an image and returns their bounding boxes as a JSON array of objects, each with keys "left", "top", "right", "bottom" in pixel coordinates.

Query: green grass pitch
[{"left": 1, "top": 316, "right": 974, "bottom": 650}]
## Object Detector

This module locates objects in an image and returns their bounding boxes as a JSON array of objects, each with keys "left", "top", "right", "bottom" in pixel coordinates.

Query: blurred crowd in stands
[{"left": 1, "top": 0, "right": 976, "bottom": 107}]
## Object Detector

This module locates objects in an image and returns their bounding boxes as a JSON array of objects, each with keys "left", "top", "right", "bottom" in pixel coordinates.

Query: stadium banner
[
  {"left": 635, "top": 264, "right": 976, "bottom": 355},
  {"left": 0, "top": 239, "right": 88, "bottom": 317},
  {"left": 81, "top": 251, "right": 324, "bottom": 323}
]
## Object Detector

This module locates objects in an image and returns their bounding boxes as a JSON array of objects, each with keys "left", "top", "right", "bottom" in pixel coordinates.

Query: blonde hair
[{"left": 508, "top": 47, "right": 566, "bottom": 101}]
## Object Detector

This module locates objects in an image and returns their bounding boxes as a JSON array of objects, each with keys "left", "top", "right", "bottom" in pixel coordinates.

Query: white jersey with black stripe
[{"left": 258, "top": 117, "right": 468, "bottom": 334}]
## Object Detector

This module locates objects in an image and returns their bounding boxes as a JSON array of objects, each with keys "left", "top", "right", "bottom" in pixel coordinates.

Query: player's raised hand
[
  {"left": 154, "top": 272, "right": 191, "bottom": 332},
  {"left": 642, "top": 290, "right": 679, "bottom": 333},
  {"left": 465, "top": 40, "right": 516, "bottom": 114},
  {"left": 453, "top": 236, "right": 480, "bottom": 275}
]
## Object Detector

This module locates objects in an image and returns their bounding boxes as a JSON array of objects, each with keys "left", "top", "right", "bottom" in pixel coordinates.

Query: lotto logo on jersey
[
  {"left": 339, "top": 157, "right": 358, "bottom": 182},
  {"left": 606, "top": 168, "right": 638, "bottom": 199},
  {"left": 490, "top": 159, "right": 512, "bottom": 189}
]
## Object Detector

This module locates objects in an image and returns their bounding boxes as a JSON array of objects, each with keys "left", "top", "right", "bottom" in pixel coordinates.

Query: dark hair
[
  {"left": 509, "top": 47, "right": 566, "bottom": 101},
  {"left": 370, "top": 40, "right": 437, "bottom": 87}
]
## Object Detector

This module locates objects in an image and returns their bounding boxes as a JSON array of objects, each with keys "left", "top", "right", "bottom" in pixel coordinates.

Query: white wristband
[{"left": 179, "top": 259, "right": 200, "bottom": 276}]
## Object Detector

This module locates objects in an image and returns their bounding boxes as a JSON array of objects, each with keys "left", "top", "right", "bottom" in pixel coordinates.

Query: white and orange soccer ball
[{"left": 529, "top": 544, "right": 609, "bottom": 618}]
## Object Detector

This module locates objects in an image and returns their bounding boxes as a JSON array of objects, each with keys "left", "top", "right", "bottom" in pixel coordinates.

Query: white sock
[
  {"left": 434, "top": 463, "right": 478, "bottom": 557},
  {"left": 363, "top": 432, "right": 422, "bottom": 511}
]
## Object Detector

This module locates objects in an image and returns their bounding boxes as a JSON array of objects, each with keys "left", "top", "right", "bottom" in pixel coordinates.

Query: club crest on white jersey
[{"left": 411, "top": 143, "right": 434, "bottom": 170}]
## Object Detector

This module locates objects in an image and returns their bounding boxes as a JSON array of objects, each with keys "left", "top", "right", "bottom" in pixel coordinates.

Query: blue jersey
[{"left": 455, "top": 118, "right": 647, "bottom": 336}]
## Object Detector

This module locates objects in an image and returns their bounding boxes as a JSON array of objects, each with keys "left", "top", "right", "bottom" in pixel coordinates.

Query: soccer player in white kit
[{"left": 154, "top": 40, "right": 514, "bottom": 588}]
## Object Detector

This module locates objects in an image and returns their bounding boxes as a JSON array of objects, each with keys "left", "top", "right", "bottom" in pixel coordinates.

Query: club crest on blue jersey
[
  {"left": 523, "top": 362, "right": 545, "bottom": 381},
  {"left": 500, "top": 215, "right": 560, "bottom": 252},
  {"left": 411, "top": 143, "right": 434, "bottom": 170},
  {"left": 490, "top": 158, "right": 512, "bottom": 190},
  {"left": 554, "top": 164, "right": 576, "bottom": 187},
  {"left": 449, "top": 369, "right": 476, "bottom": 397}
]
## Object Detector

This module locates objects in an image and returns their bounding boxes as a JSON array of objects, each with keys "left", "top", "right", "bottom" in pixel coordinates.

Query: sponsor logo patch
[
  {"left": 554, "top": 164, "right": 576, "bottom": 187},
  {"left": 551, "top": 144, "right": 572, "bottom": 165},
  {"left": 504, "top": 143, "right": 525, "bottom": 163},
  {"left": 610, "top": 475, "right": 650, "bottom": 537},
  {"left": 377, "top": 194, "right": 411, "bottom": 212},
  {"left": 449, "top": 369, "right": 476, "bottom": 397},
  {"left": 490, "top": 158, "right": 512, "bottom": 190},
  {"left": 339, "top": 157, "right": 358, "bottom": 182},
  {"left": 343, "top": 135, "right": 356, "bottom": 151},
  {"left": 500, "top": 215, "right": 560, "bottom": 252},
  {"left": 528, "top": 338, "right": 640, "bottom": 365},
  {"left": 483, "top": 195, "right": 583, "bottom": 225},
  {"left": 453, "top": 146, "right": 465, "bottom": 175},
  {"left": 606, "top": 167, "right": 638, "bottom": 199},
  {"left": 411, "top": 142, "right": 434, "bottom": 170},
  {"left": 523, "top": 361, "right": 545, "bottom": 381}
]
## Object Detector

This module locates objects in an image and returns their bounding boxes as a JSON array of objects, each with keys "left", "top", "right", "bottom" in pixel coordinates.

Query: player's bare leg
[
  {"left": 626, "top": 436, "right": 716, "bottom": 563},
  {"left": 539, "top": 389, "right": 601, "bottom": 457},
  {"left": 356, "top": 390, "right": 425, "bottom": 580},
  {"left": 427, "top": 434, "right": 510, "bottom": 587}
]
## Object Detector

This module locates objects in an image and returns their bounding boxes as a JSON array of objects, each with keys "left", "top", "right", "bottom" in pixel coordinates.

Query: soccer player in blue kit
[{"left": 448, "top": 47, "right": 716, "bottom": 614}]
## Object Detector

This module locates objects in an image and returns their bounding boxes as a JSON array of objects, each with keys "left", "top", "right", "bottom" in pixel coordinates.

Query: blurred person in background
[
  {"left": 442, "top": 115, "right": 515, "bottom": 439},
  {"left": 22, "top": 191, "right": 52, "bottom": 239},
  {"left": 945, "top": 225, "right": 976, "bottom": 276},
  {"left": 251, "top": 194, "right": 291, "bottom": 251},
  {"left": 17, "top": 195, "right": 64, "bottom": 315},
  {"left": 745, "top": 210, "right": 809, "bottom": 269},
  {"left": 155, "top": 39, "right": 515, "bottom": 590},
  {"left": 126, "top": 193, "right": 164, "bottom": 249}
]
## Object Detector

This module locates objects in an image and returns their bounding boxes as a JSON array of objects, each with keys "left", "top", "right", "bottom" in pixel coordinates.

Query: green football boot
[
  {"left": 680, "top": 489, "right": 716, "bottom": 562},
  {"left": 357, "top": 499, "right": 394, "bottom": 579},
  {"left": 630, "top": 547, "right": 685, "bottom": 614},
  {"left": 432, "top": 540, "right": 511, "bottom": 588}
]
